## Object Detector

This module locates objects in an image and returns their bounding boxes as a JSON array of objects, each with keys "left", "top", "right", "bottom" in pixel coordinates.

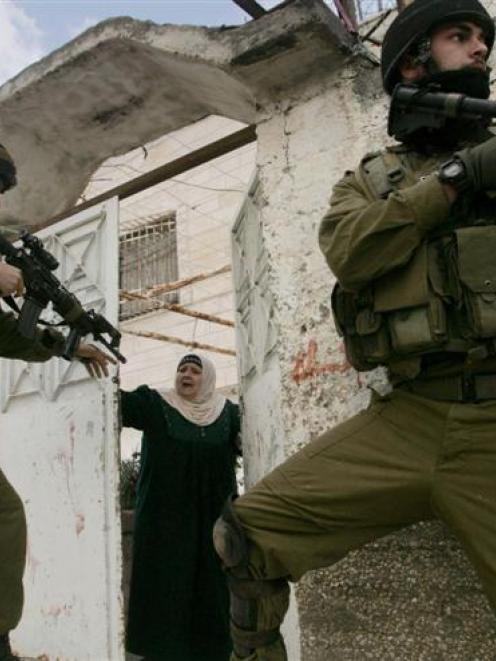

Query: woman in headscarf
[{"left": 121, "top": 353, "right": 240, "bottom": 661}]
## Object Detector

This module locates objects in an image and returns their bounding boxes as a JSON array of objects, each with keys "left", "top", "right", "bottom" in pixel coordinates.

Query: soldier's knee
[
  {"left": 214, "top": 498, "right": 289, "bottom": 659},
  {"left": 213, "top": 497, "right": 249, "bottom": 571}
]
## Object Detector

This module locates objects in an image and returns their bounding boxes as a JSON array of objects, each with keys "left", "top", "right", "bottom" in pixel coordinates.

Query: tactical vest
[{"left": 332, "top": 147, "right": 496, "bottom": 373}]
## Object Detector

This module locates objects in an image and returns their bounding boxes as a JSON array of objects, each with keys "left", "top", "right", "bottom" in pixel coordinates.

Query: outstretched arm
[{"left": 75, "top": 342, "right": 116, "bottom": 378}]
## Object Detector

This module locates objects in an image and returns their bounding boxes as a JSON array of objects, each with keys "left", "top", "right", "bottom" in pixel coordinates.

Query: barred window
[{"left": 119, "top": 213, "right": 178, "bottom": 321}]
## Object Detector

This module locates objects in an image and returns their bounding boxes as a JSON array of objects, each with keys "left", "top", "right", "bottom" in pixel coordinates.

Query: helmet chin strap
[{"left": 412, "top": 37, "right": 433, "bottom": 68}]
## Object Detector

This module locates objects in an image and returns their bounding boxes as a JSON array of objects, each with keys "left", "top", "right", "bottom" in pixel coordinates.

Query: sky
[{"left": 0, "top": 0, "right": 284, "bottom": 84}]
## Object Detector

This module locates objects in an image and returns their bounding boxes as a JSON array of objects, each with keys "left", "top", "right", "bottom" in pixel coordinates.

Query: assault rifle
[
  {"left": 0, "top": 230, "right": 126, "bottom": 364},
  {"left": 388, "top": 83, "right": 496, "bottom": 142}
]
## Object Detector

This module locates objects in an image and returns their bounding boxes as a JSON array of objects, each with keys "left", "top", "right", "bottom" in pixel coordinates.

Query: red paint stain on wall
[
  {"left": 292, "top": 339, "right": 351, "bottom": 384},
  {"left": 75, "top": 513, "right": 85, "bottom": 536},
  {"left": 68, "top": 419, "right": 76, "bottom": 470}
]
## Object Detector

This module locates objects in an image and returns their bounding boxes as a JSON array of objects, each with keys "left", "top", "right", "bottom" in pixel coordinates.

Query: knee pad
[
  {"left": 213, "top": 496, "right": 249, "bottom": 571},
  {"left": 213, "top": 498, "right": 289, "bottom": 657},
  {"left": 228, "top": 573, "right": 288, "bottom": 658}
]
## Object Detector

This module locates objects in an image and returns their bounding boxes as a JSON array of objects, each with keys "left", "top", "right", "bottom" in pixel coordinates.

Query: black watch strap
[{"left": 437, "top": 156, "right": 471, "bottom": 193}]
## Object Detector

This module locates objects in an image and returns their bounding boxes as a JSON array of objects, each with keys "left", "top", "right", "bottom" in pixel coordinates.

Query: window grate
[{"left": 119, "top": 213, "right": 179, "bottom": 321}]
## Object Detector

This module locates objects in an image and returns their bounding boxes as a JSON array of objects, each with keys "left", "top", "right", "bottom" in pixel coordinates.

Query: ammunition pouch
[
  {"left": 333, "top": 226, "right": 496, "bottom": 372},
  {"left": 333, "top": 147, "right": 496, "bottom": 371},
  {"left": 455, "top": 226, "right": 496, "bottom": 338},
  {"left": 332, "top": 284, "right": 390, "bottom": 372}
]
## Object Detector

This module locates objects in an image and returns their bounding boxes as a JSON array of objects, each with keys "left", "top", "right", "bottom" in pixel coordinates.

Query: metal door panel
[{"left": 0, "top": 200, "right": 123, "bottom": 660}]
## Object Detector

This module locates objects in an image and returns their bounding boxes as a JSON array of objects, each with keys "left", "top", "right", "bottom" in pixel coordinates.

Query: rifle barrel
[{"left": 393, "top": 85, "right": 496, "bottom": 119}]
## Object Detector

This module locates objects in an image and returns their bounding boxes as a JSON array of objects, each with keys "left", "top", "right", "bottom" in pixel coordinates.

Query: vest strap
[{"left": 399, "top": 373, "right": 496, "bottom": 401}]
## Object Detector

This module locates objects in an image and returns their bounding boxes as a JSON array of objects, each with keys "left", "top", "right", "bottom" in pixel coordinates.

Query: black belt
[{"left": 400, "top": 373, "right": 496, "bottom": 402}]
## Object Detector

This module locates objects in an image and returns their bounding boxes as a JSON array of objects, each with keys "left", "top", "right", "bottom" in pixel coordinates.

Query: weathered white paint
[
  {"left": 232, "top": 177, "right": 302, "bottom": 658},
  {"left": 280, "top": 585, "right": 301, "bottom": 661},
  {"left": 0, "top": 200, "right": 123, "bottom": 660},
  {"left": 254, "top": 71, "right": 389, "bottom": 430},
  {"left": 232, "top": 176, "right": 284, "bottom": 484}
]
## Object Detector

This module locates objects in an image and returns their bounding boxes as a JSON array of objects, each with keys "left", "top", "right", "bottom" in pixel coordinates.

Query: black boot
[{"left": 0, "top": 634, "right": 20, "bottom": 661}]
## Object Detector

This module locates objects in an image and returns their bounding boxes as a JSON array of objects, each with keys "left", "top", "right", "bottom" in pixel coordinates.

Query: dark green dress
[{"left": 121, "top": 386, "right": 240, "bottom": 661}]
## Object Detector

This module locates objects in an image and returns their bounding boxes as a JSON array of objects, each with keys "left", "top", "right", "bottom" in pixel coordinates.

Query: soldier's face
[
  {"left": 430, "top": 21, "right": 489, "bottom": 73},
  {"left": 399, "top": 21, "right": 489, "bottom": 83}
]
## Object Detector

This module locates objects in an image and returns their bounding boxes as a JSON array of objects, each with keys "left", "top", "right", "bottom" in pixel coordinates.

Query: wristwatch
[{"left": 437, "top": 157, "right": 471, "bottom": 193}]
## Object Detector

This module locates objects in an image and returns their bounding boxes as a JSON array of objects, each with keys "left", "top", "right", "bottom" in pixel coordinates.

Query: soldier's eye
[{"left": 448, "top": 28, "right": 470, "bottom": 43}]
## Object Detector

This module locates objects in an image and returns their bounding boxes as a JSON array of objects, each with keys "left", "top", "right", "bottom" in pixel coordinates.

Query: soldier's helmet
[
  {"left": 381, "top": 0, "right": 495, "bottom": 94},
  {"left": 0, "top": 144, "right": 16, "bottom": 193}
]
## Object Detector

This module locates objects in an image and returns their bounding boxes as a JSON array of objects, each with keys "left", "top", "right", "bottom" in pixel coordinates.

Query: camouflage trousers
[
  {"left": 0, "top": 467, "right": 26, "bottom": 634},
  {"left": 230, "top": 388, "right": 496, "bottom": 660}
]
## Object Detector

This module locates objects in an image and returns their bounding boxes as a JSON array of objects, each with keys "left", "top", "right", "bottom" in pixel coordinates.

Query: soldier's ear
[{"left": 399, "top": 54, "right": 426, "bottom": 83}]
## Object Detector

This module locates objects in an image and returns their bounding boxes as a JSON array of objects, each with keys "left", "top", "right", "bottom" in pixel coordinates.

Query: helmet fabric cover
[{"left": 381, "top": 0, "right": 495, "bottom": 94}]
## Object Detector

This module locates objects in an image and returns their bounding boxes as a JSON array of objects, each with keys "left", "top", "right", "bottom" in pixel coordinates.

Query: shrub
[{"left": 120, "top": 452, "right": 141, "bottom": 510}]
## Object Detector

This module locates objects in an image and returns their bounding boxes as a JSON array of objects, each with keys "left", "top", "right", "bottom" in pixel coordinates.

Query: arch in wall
[{"left": 0, "top": 0, "right": 351, "bottom": 228}]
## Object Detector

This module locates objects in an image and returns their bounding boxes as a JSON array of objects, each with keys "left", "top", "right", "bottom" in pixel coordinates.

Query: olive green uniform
[
  {"left": 0, "top": 308, "right": 64, "bottom": 635},
  {"left": 229, "top": 142, "right": 496, "bottom": 661}
]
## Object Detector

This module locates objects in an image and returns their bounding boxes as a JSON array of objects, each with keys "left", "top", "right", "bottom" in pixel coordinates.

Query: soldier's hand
[
  {"left": 0, "top": 262, "right": 24, "bottom": 296},
  {"left": 74, "top": 342, "right": 117, "bottom": 379},
  {"left": 456, "top": 136, "right": 496, "bottom": 192}
]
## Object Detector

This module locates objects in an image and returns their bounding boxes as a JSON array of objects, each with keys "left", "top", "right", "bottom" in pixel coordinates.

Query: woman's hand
[
  {"left": 74, "top": 342, "right": 117, "bottom": 378},
  {"left": 0, "top": 262, "right": 24, "bottom": 296}
]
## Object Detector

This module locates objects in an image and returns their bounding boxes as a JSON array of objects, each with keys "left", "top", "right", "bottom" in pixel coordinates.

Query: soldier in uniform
[
  {"left": 213, "top": 1, "right": 496, "bottom": 659},
  {"left": 0, "top": 145, "right": 115, "bottom": 661}
]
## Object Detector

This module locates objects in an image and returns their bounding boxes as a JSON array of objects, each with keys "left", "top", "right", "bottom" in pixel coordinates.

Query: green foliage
[{"left": 120, "top": 452, "right": 141, "bottom": 510}]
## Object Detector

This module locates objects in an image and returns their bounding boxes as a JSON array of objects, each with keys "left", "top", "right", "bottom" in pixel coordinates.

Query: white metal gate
[
  {"left": 0, "top": 200, "right": 123, "bottom": 660},
  {"left": 231, "top": 176, "right": 287, "bottom": 490},
  {"left": 231, "top": 179, "right": 300, "bottom": 658}
]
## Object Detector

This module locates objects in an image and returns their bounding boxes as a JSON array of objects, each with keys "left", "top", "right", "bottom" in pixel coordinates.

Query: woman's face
[{"left": 175, "top": 362, "right": 203, "bottom": 400}]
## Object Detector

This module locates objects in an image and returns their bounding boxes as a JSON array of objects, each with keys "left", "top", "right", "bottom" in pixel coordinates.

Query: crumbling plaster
[
  {"left": 255, "top": 61, "right": 389, "bottom": 453},
  {"left": 0, "top": 0, "right": 353, "bottom": 227}
]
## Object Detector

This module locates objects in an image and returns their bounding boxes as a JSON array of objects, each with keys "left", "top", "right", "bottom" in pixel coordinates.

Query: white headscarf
[{"left": 160, "top": 353, "right": 226, "bottom": 426}]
